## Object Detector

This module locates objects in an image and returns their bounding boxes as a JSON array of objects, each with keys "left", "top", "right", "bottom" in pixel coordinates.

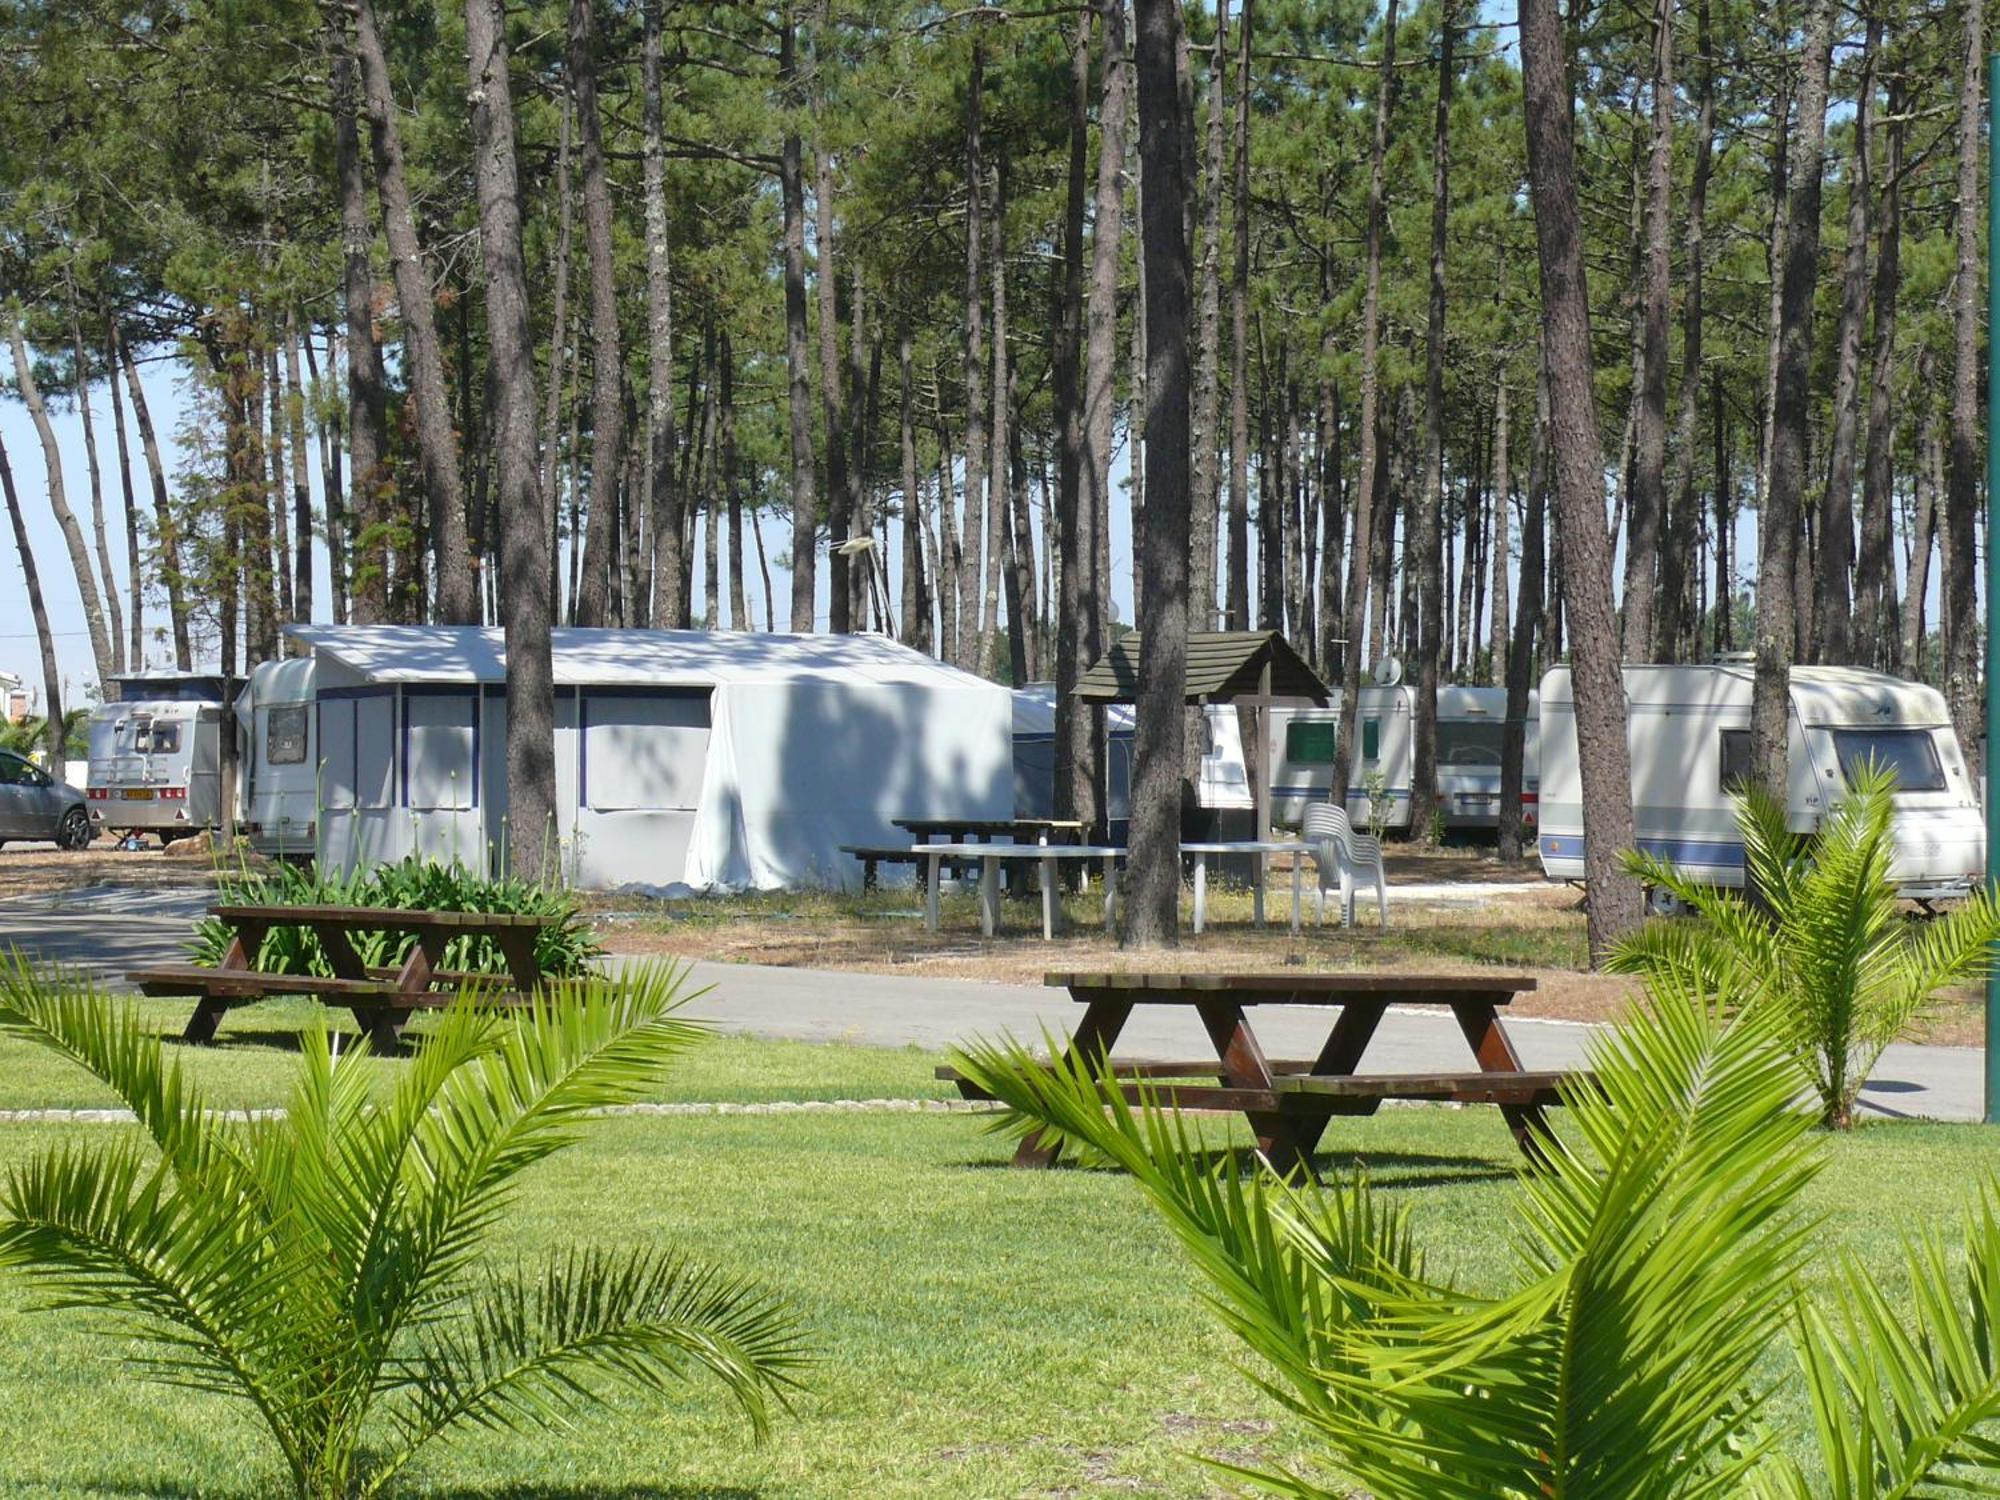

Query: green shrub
[{"left": 190, "top": 856, "right": 603, "bottom": 978}]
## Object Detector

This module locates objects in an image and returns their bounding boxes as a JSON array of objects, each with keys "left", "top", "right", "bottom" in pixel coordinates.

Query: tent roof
[
  {"left": 1075, "top": 631, "right": 1331, "bottom": 705},
  {"left": 283, "top": 625, "right": 1003, "bottom": 691}
]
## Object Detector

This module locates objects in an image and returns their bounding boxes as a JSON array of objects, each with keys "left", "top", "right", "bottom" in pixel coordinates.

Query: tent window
[
  {"left": 354, "top": 696, "right": 395, "bottom": 808},
  {"left": 1831, "top": 729, "right": 1946, "bottom": 793},
  {"left": 1718, "top": 729, "right": 1752, "bottom": 793},
  {"left": 320, "top": 699, "right": 357, "bottom": 808},
  {"left": 1437, "top": 720, "right": 1504, "bottom": 767},
  {"left": 582, "top": 692, "right": 710, "bottom": 811},
  {"left": 1362, "top": 718, "right": 1381, "bottom": 764},
  {"left": 267, "top": 705, "right": 308, "bottom": 766},
  {"left": 405, "top": 694, "right": 475, "bottom": 810},
  {"left": 1285, "top": 720, "right": 1339, "bottom": 765}
]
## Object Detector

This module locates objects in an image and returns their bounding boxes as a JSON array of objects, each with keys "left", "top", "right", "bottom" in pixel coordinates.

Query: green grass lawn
[{"left": 0, "top": 1015, "right": 1992, "bottom": 1497}]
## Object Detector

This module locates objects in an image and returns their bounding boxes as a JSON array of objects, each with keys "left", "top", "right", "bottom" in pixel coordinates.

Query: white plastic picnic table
[
  {"left": 1179, "top": 840, "right": 1315, "bottom": 936},
  {"left": 914, "top": 842, "right": 1127, "bottom": 939}
]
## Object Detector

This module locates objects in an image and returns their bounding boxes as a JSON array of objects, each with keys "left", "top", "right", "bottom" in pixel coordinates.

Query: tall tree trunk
[
  {"left": 265, "top": 339, "right": 293, "bottom": 627},
  {"left": 1857, "top": 71, "right": 1903, "bottom": 672},
  {"left": 850, "top": 254, "right": 874, "bottom": 632},
  {"left": 9, "top": 315, "right": 113, "bottom": 688},
  {"left": 643, "top": 0, "right": 685, "bottom": 631},
  {"left": 1657, "top": 0, "right": 1713, "bottom": 661},
  {"left": 899, "top": 331, "right": 927, "bottom": 647},
  {"left": 1713, "top": 368, "right": 1731, "bottom": 651},
  {"left": 1520, "top": 0, "right": 1642, "bottom": 958},
  {"left": 1085, "top": 0, "right": 1129, "bottom": 661},
  {"left": 0, "top": 430, "right": 66, "bottom": 775},
  {"left": 306, "top": 327, "right": 347, "bottom": 625},
  {"left": 780, "top": 10, "right": 818, "bottom": 632},
  {"left": 1191, "top": 0, "right": 1227, "bottom": 631},
  {"left": 1943, "top": 0, "right": 1984, "bottom": 761},
  {"left": 67, "top": 292, "right": 125, "bottom": 673},
  {"left": 1499, "top": 370, "right": 1547, "bottom": 863},
  {"left": 1412, "top": 1, "right": 1454, "bottom": 841},
  {"left": 961, "top": 37, "right": 990, "bottom": 670},
  {"left": 1816, "top": 12, "right": 1877, "bottom": 666},
  {"left": 937, "top": 409, "right": 961, "bottom": 659},
  {"left": 1622, "top": 0, "right": 1672, "bottom": 661},
  {"left": 466, "top": 0, "right": 554, "bottom": 879},
  {"left": 815, "top": 7, "right": 853, "bottom": 635},
  {"left": 1225, "top": 0, "right": 1254, "bottom": 631},
  {"left": 283, "top": 312, "right": 314, "bottom": 629},
  {"left": 1487, "top": 373, "right": 1511, "bottom": 685},
  {"left": 1126, "top": 0, "right": 1191, "bottom": 949},
  {"left": 1317, "top": 355, "right": 1345, "bottom": 671},
  {"left": 540, "top": 92, "right": 575, "bottom": 623},
  {"left": 352, "top": 0, "right": 475, "bottom": 625},
  {"left": 106, "top": 322, "right": 144, "bottom": 666},
  {"left": 1332, "top": 0, "right": 1395, "bottom": 809},
  {"left": 332, "top": 7, "right": 391, "bottom": 627},
  {"left": 989, "top": 156, "right": 1017, "bottom": 678},
  {"left": 722, "top": 329, "right": 746, "bottom": 630},
  {"left": 116, "top": 327, "right": 192, "bottom": 665},
  {"left": 1131, "top": 104, "right": 1148, "bottom": 633},
  {"left": 1056, "top": 6, "right": 1101, "bottom": 831},
  {"left": 1751, "top": 0, "right": 1834, "bottom": 794},
  {"left": 1904, "top": 408, "right": 1940, "bottom": 675},
  {"left": 568, "top": 0, "right": 622, "bottom": 630}
]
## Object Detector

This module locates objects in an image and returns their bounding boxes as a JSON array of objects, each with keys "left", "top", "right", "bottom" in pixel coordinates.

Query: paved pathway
[{"left": 0, "top": 908, "right": 1981, "bottom": 1124}]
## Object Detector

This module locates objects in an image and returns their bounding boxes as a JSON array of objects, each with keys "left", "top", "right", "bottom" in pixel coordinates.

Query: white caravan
[
  {"left": 1536, "top": 662, "right": 1984, "bottom": 899},
  {"left": 85, "top": 672, "right": 230, "bottom": 845},
  {"left": 1267, "top": 685, "right": 1540, "bottom": 834},
  {"left": 236, "top": 656, "right": 319, "bottom": 857}
]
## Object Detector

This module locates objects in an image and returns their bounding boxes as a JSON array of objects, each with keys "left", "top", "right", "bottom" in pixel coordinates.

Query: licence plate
[
  {"left": 120, "top": 788, "right": 155, "bottom": 801},
  {"left": 1458, "top": 794, "right": 1496, "bottom": 806}
]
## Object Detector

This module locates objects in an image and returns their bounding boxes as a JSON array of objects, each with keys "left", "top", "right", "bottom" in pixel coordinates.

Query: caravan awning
[{"left": 1075, "top": 631, "right": 1331, "bottom": 705}]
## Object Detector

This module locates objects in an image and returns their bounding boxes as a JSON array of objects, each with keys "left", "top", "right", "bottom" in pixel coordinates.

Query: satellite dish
[{"left": 1371, "top": 655, "right": 1404, "bottom": 687}]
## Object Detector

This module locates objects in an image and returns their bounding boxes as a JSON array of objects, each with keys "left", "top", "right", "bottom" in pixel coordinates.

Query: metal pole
[{"left": 1985, "top": 54, "right": 2000, "bottom": 1123}]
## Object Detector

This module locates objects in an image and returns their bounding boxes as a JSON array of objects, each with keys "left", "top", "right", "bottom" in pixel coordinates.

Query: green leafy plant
[
  {"left": 953, "top": 980, "right": 2000, "bottom": 1498},
  {"left": 1362, "top": 767, "right": 1393, "bottom": 842},
  {"left": 0, "top": 956, "right": 806, "bottom": 1500},
  {"left": 1608, "top": 763, "right": 2000, "bottom": 1128},
  {"left": 189, "top": 855, "right": 603, "bottom": 979}
]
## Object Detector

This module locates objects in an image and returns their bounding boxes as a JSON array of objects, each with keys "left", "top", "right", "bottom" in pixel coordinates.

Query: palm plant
[
  {"left": 0, "top": 956, "right": 806, "bottom": 1500},
  {"left": 954, "top": 982, "right": 2000, "bottom": 1497},
  {"left": 1608, "top": 764, "right": 2000, "bottom": 1128}
]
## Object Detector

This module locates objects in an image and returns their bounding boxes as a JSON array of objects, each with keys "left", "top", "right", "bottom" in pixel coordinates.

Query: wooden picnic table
[
  {"left": 916, "top": 843, "right": 1126, "bottom": 939},
  {"left": 130, "top": 903, "right": 559, "bottom": 1052},
  {"left": 948, "top": 970, "right": 1564, "bottom": 1177},
  {"left": 893, "top": 817, "right": 1086, "bottom": 846}
]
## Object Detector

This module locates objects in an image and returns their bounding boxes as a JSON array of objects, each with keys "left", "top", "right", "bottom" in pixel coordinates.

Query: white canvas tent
[{"left": 285, "top": 625, "right": 1013, "bottom": 891}]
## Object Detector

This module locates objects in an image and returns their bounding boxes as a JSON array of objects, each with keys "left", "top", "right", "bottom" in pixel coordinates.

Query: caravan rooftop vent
[{"left": 1712, "top": 652, "right": 1756, "bottom": 664}]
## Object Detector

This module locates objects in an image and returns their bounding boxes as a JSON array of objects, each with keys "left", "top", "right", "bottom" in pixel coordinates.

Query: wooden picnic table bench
[
  {"left": 839, "top": 843, "right": 989, "bottom": 892},
  {"left": 944, "top": 970, "right": 1572, "bottom": 1177},
  {"left": 130, "top": 903, "right": 560, "bottom": 1052},
  {"left": 893, "top": 817, "right": 1086, "bottom": 845}
]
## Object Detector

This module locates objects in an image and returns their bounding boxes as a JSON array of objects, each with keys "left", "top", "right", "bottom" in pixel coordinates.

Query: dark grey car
[{"left": 0, "top": 750, "right": 94, "bottom": 849}]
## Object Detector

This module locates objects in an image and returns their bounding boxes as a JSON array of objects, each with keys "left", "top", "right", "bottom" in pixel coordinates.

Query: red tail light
[{"left": 160, "top": 786, "right": 187, "bottom": 801}]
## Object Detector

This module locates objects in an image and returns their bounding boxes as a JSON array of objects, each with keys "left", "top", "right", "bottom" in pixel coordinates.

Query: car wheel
[{"left": 57, "top": 807, "right": 93, "bottom": 851}]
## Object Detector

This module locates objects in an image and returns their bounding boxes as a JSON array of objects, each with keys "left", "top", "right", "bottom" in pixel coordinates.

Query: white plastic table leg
[
  {"left": 1102, "top": 856, "right": 1118, "bottom": 929},
  {"left": 980, "top": 856, "right": 1000, "bottom": 937},
  {"left": 925, "top": 853, "right": 941, "bottom": 931},
  {"left": 1192, "top": 853, "right": 1208, "bottom": 935},
  {"left": 1041, "top": 852, "right": 1059, "bottom": 940},
  {"left": 1252, "top": 852, "right": 1266, "bottom": 928},
  {"left": 1289, "top": 860, "right": 1303, "bottom": 935}
]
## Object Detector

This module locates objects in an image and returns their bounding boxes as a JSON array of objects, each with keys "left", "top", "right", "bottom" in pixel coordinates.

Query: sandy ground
[{"left": 0, "top": 842, "right": 223, "bottom": 902}]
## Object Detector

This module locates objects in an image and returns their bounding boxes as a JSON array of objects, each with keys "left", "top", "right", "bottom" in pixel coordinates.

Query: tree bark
[
  {"left": 1815, "top": 12, "right": 1877, "bottom": 666},
  {"left": 0, "top": 430, "right": 66, "bottom": 775},
  {"left": 332, "top": 6, "right": 391, "bottom": 628},
  {"left": 899, "top": 331, "right": 927, "bottom": 648},
  {"left": 722, "top": 328, "right": 746, "bottom": 630},
  {"left": 67, "top": 293, "right": 124, "bottom": 673},
  {"left": 1225, "top": 0, "right": 1253, "bottom": 631},
  {"left": 1126, "top": 0, "right": 1191, "bottom": 949},
  {"left": 283, "top": 312, "right": 314, "bottom": 630},
  {"left": 1085, "top": 0, "right": 1129, "bottom": 658},
  {"left": 1622, "top": 0, "right": 1672, "bottom": 662},
  {"left": 10, "top": 315, "right": 113, "bottom": 689},
  {"left": 106, "top": 322, "right": 144, "bottom": 666},
  {"left": 1056, "top": 6, "right": 1101, "bottom": 831},
  {"left": 643, "top": 0, "right": 685, "bottom": 631},
  {"left": 1487, "top": 373, "right": 1511, "bottom": 685},
  {"left": 1500, "top": 370, "right": 1547, "bottom": 863},
  {"left": 1317, "top": 354, "right": 1345, "bottom": 672},
  {"left": 567, "top": 0, "right": 622, "bottom": 630},
  {"left": 989, "top": 155, "right": 1018, "bottom": 679},
  {"left": 780, "top": 10, "right": 817, "bottom": 632},
  {"left": 937, "top": 409, "right": 961, "bottom": 659},
  {"left": 1751, "top": 0, "right": 1833, "bottom": 794},
  {"left": 1411, "top": 1, "right": 1454, "bottom": 841},
  {"left": 307, "top": 327, "right": 347, "bottom": 625},
  {"left": 961, "top": 37, "right": 990, "bottom": 670},
  {"left": 351, "top": 0, "right": 475, "bottom": 625},
  {"left": 1331, "top": 0, "right": 1395, "bottom": 810},
  {"left": 1857, "top": 70, "right": 1903, "bottom": 672},
  {"left": 540, "top": 92, "right": 575, "bottom": 623},
  {"left": 265, "top": 339, "right": 293, "bottom": 627},
  {"left": 1520, "top": 0, "right": 1642, "bottom": 959},
  {"left": 815, "top": 6, "right": 853, "bottom": 635},
  {"left": 1943, "top": 0, "right": 1983, "bottom": 760},
  {"left": 116, "top": 327, "right": 192, "bottom": 666},
  {"left": 1191, "top": 0, "right": 1227, "bottom": 631},
  {"left": 466, "top": 0, "right": 555, "bottom": 879},
  {"left": 1904, "top": 408, "right": 1940, "bottom": 675}
]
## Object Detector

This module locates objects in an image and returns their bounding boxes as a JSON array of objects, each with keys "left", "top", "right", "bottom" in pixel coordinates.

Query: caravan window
[
  {"left": 1362, "top": 718, "right": 1381, "bottom": 764},
  {"left": 267, "top": 705, "right": 308, "bottom": 766},
  {"left": 1285, "top": 720, "right": 1338, "bottom": 765},
  {"left": 1718, "top": 729, "right": 1753, "bottom": 793},
  {"left": 142, "top": 722, "right": 180, "bottom": 755},
  {"left": 1437, "top": 720, "right": 1504, "bottom": 766},
  {"left": 1831, "top": 729, "right": 1946, "bottom": 793}
]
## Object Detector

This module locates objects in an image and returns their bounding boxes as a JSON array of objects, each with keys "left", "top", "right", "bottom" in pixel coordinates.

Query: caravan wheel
[{"left": 1644, "top": 885, "right": 1692, "bottom": 919}]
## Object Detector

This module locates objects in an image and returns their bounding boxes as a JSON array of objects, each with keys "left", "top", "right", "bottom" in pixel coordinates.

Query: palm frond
[{"left": 370, "top": 1247, "right": 807, "bottom": 1497}]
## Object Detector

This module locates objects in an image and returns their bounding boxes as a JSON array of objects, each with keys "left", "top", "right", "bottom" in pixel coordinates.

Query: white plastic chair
[{"left": 1302, "top": 803, "right": 1389, "bottom": 929}]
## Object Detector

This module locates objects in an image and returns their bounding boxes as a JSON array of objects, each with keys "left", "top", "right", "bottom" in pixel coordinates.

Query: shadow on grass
[
  {"left": 953, "top": 1145, "right": 1516, "bottom": 1189},
  {"left": 89, "top": 1482, "right": 758, "bottom": 1500}
]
